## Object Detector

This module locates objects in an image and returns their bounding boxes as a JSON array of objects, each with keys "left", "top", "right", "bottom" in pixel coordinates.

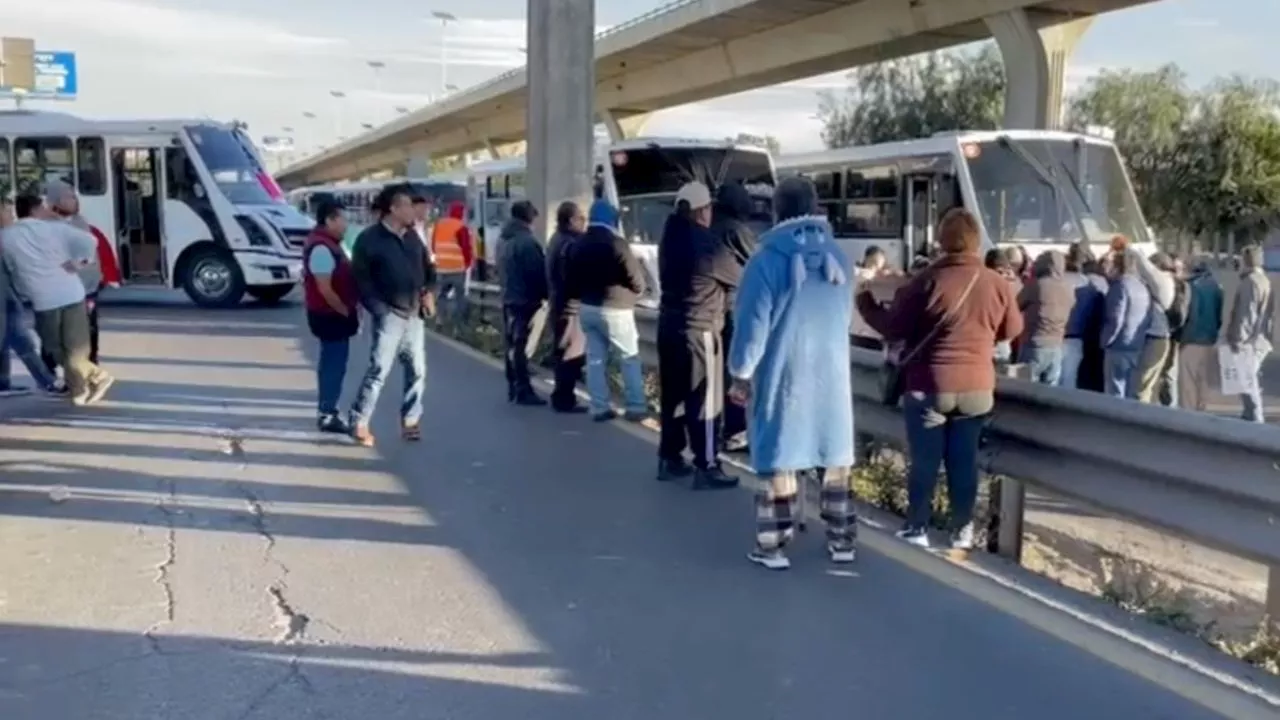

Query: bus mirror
[{"left": 193, "top": 182, "right": 206, "bottom": 199}]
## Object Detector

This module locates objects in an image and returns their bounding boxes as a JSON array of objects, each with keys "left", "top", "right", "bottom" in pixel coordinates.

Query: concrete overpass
[{"left": 276, "top": 0, "right": 1157, "bottom": 188}]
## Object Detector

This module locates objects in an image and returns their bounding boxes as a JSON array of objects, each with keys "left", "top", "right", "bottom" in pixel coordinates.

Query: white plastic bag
[{"left": 1217, "top": 344, "right": 1259, "bottom": 396}]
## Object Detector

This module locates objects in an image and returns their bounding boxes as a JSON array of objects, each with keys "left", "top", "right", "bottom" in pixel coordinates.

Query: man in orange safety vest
[{"left": 429, "top": 201, "right": 475, "bottom": 329}]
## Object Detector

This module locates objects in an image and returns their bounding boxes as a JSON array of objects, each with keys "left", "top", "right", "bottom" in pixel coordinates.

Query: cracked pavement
[{"left": 0, "top": 298, "right": 1245, "bottom": 719}]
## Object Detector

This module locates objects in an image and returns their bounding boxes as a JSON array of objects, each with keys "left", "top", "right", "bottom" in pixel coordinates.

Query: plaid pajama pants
[{"left": 754, "top": 467, "right": 857, "bottom": 552}]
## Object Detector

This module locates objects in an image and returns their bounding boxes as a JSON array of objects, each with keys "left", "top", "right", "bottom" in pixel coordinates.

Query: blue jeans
[
  {"left": 1104, "top": 348, "right": 1142, "bottom": 399},
  {"left": 1021, "top": 344, "right": 1063, "bottom": 386},
  {"left": 579, "top": 305, "right": 646, "bottom": 415},
  {"left": 436, "top": 272, "right": 467, "bottom": 327},
  {"left": 902, "top": 391, "right": 992, "bottom": 531},
  {"left": 350, "top": 311, "right": 426, "bottom": 427},
  {"left": 1059, "top": 338, "right": 1085, "bottom": 389},
  {"left": 316, "top": 338, "right": 350, "bottom": 416},
  {"left": 1, "top": 297, "right": 58, "bottom": 390},
  {"left": 1241, "top": 349, "right": 1269, "bottom": 423}
]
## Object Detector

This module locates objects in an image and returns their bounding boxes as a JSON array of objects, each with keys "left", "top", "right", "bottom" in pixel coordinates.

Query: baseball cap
[{"left": 675, "top": 181, "right": 712, "bottom": 209}]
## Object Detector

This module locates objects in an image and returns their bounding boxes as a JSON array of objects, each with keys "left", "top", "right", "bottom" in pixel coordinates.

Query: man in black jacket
[
  {"left": 545, "top": 201, "right": 587, "bottom": 412},
  {"left": 497, "top": 200, "right": 548, "bottom": 405},
  {"left": 655, "top": 181, "right": 740, "bottom": 489},
  {"left": 347, "top": 183, "right": 437, "bottom": 447}
]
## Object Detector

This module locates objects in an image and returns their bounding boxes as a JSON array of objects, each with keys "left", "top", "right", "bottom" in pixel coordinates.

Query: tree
[
  {"left": 817, "top": 45, "right": 1004, "bottom": 148},
  {"left": 727, "top": 132, "right": 782, "bottom": 156}
]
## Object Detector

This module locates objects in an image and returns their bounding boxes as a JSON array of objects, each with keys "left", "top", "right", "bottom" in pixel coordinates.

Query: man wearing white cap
[{"left": 654, "top": 180, "right": 739, "bottom": 489}]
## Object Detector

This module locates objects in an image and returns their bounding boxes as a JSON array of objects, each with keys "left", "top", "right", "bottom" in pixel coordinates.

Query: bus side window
[
  {"left": 14, "top": 136, "right": 74, "bottom": 194},
  {"left": 165, "top": 146, "right": 202, "bottom": 201},
  {"left": 76, "top": 137, "right": 107, "bottom": 196},
  {"left": 0, "top": 138, "right": 11, "bottom": 200}
]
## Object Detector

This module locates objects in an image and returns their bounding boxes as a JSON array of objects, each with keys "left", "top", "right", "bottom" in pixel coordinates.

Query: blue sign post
[{"left": 0, "top": 50, "right": 77, "bottom": 101}]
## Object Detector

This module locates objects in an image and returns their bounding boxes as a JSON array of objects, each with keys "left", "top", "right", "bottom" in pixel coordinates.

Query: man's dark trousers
[
  {"left": 657, "top": 324, "right": 722, "bottom": 468},
  {"left": 503, "top": 302, "right": 541, "bottom": 400},
  {"left": 550, "top": 310, "right": 585, "bottom": 409}
]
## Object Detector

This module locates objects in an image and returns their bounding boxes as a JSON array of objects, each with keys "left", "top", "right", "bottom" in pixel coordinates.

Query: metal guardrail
[{"left": 465, "top": 281, "right": 1280, "bottom": 620}]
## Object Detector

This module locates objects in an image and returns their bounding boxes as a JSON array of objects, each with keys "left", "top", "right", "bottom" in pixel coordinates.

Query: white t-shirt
[{"left": 1, "top": 218, "right": 97, "bottom": 312}]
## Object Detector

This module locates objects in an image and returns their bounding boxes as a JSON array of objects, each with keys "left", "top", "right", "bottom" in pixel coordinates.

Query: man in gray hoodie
[{"left": 1226, "top": 245, "right": 1274, "bottom": 423}]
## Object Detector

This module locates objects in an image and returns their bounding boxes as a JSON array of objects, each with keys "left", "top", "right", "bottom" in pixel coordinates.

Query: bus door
[
  {"left": 902, "top": 175, "right": 936, "bottom": 264},
  {"left": 110, "top": 146, "right": 164, "bottom": 284}
]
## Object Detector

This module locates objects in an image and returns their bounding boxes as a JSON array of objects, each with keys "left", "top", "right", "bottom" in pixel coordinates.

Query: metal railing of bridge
[{"left": 462, "top": 281, "right": 1280, "bottom": 623}]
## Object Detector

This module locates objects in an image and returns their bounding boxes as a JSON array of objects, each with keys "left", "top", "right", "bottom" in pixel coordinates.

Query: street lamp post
[
  {"left": 432, "top": 11, "right": 457, "bottom": 96},
  {"left": 367, "top": 60, "right": 386, "bottom": 94}
]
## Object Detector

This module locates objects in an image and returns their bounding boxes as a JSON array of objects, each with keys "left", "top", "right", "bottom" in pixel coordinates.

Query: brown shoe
[
  {"left": 401, "top": 423, "right": 421, "bottom": 441},
  {"left": 350, "top": 424, "right": 375, "bottom": 447}
]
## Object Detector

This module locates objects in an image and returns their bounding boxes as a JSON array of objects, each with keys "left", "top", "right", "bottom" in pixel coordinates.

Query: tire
[
  {"left": 181, "top": 247, "right": 245, "bottom": 308},
  {"left": 246, "top": 283, "right": 295, "bottom": 305}
]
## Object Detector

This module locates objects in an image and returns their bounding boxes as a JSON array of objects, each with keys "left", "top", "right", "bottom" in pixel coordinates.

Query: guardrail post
[{"left": 985, "top": 363, "right": 1027, "bottom": 563}]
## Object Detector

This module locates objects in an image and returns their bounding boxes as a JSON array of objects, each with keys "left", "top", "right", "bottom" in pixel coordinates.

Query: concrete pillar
[
  {"left": 406, "top": 153, "right": 431, "bottom": 178},
  {"left": 484, "top": 139, "right": 500, "bottom": 161},
  {"left": 986, "top": 12, "right": 1092, "bottom": 129},
  {"left": 526, "top": 0, "right": 595, "bottom": 242}
]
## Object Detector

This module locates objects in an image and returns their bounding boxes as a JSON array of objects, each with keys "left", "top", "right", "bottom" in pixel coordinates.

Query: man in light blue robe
[{"left": 727, "top": 177, "right": 858, "bottom": 571}]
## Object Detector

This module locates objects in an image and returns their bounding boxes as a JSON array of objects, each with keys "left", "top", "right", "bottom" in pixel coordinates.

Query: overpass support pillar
[
  {"left": 526, "top": 0, "right": 595, "bottom": 241},
  {"left": 986, "top": 12, "right": 1092, "bottom": 129},
  {"left": 600, "top": 110, "right": 651, "bottom": 142},
  {"left": 484, "top": 139, "right": 500, "bottom": 161},
  {"left": 406, "top": 153, "right": 432, "bottom": 178}
]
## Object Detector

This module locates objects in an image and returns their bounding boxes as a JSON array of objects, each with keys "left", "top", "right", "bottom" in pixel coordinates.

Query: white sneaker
[
  {"left": 827, "top": 543, "right": 857, "bottom": 564},
  {"left": 747, "top": 548, "right": 791, "bottom": 570},
  {"left": 895, "top": 527, "right": 931, "bottom": 548},
  {"left": 950, "top": 523, "right": 975, "bottom": 551}
]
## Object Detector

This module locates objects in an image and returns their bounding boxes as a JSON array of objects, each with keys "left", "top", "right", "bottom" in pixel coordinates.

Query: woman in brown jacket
[{"left": 856, "top": 209, "right": 1023, "bottom": 550}]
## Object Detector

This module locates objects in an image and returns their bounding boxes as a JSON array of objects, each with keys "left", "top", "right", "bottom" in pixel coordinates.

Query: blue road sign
[{"left": 0, "top": 50, "right": 78, "bottom": 99}]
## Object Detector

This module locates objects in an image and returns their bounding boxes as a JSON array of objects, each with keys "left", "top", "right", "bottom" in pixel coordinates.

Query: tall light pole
[{"left": 432, "top": 11, "right": 457, "bottom": 96}]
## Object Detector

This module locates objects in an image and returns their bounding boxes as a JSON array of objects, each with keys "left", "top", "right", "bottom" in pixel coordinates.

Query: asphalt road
[{"left": 0, "top": 298, "right": 1258, "bottom": 719}]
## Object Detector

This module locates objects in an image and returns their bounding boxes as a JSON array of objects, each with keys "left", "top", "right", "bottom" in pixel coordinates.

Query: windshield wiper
[{"left": 997, "top": 136, "right": 1097, "bottom": 246}]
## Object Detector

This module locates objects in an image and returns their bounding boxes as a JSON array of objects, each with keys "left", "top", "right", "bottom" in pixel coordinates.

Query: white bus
[
  {"left": 0, "top": 110, "right": 312, "bottom": 307},
  {"left": 286, "top": 175, "right": 468, "bottom": 226},
  {"left": 776, "top": 129, "right": 1157, "bottom": 272},
  {"left": 468, "top": 137, "right": 776, "bottom": 305}
]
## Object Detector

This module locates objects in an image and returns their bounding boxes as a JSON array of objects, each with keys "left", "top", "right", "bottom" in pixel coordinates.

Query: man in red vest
[
  {"left": 429, "top": 201, "right": 474, "bottom": 330},
  {"left": 302, "top": 198, "right": 360, "bottom": 433}
]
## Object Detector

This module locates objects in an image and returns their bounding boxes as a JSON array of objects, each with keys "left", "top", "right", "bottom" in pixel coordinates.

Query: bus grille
[{"left": 281, "top": 229, "right": 309, "bottom": 250}]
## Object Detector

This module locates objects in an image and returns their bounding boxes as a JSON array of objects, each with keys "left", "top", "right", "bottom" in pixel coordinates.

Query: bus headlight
[{"left": 235, "top": 215, "right": 275, "bottom": 248}]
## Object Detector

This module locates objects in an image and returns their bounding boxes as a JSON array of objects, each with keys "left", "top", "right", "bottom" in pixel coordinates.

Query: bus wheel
[
  {"left": 246, "top": 284, "right": 294, "bottom": 305},
  {"left": 182, "top": 248, "right": 245, "bottom": 308}
]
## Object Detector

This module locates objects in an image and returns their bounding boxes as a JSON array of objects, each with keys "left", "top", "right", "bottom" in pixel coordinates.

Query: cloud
[
  {"left": 1174, "top": 17, "right": 1220, "bottom": 29},
  {"left": 646, "top": 102, "right": 826, "bottom": 154}
]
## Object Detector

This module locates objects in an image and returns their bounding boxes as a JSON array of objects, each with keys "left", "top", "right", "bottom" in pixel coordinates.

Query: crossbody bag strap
[{"left": 897, "top": 270, "right": 982, "bottom": 366}]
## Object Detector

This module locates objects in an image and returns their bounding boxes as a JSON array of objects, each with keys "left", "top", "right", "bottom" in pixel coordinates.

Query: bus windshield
[
  {"left": 611, "top": 145, "right": 775, "bottom": 244},
  {"left": 185, "top": 124, "right": 283, "bottom": 205},
  {"left": 965, "top": 138, "right": 1150, "bottom": 248}
]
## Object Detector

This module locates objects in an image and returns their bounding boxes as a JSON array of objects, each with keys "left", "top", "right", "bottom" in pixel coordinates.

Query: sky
[{"left": 3, "top": 0, "right": 1276, "bottom": 162}]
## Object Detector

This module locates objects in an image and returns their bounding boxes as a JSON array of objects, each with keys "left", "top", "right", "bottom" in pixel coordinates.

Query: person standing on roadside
[
  {"left": 1177, "top": 257, "right": 1224, "bottom": 412},
  {"left": 711, "top": 183, "right": 758, "bottom": 454},
  {"left": 43, "top": 181, "right": 121, "bottom": 370},
  {"left": 347, "top": 184, "right": 436, "bottom": 446},
  {"left": 1060, "top": 242, "right": 1105, "bottom": 390},
  {"left": 564, "top": 199, "right": 648, "bottom": 422},
  {"left": 545, "top": 200, "right": 587, "bottom": 413},
  {"left": 302, "top": 198, "right": 359, "bottom": 433},
  {"left": 655, "top": 181, "right": 739, "bottom": 489},
  {"left": 2, "top": 193, "right": 114, "bottom": 405},
  {"left": 497, "top": 200, "right": 548, "bottom": 406},
  {"left": 430, "top": 200, "right": 475, "bottom": 331},
  {"left": 1017, "top": 250, "right": 1074, "bottom": 385},
  {"left": 731, "top": 177, "right": 858, "bottom": 570},
  {"left": 0, "top": 199, "right": 64, "bottom": 395},
  {"left": 1225, "top": 245, "right": 1274, "bottom": 423}
]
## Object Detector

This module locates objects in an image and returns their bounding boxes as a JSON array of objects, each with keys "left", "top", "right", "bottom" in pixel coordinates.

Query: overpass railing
[{"left": 463, "top": 282, "right": 1280, "bottom": 620}]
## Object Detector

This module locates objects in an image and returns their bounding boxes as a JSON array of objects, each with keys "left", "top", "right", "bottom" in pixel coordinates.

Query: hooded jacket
[
  {"left": 1181, "top": 266, "right": 1224, "bottom": 346},
  {"left": 1101, "top": 252, "right": 1152, "bottom": 352},
  {"left": 496, "top": 218, "right": 547, "bottom": 307},
  {"left": 728, "top": 214, "right": 854, "bottom": 472},
  {"left": 565, "top": 200, "right": 646, "bottom": 310},
  {"left": 1018, "top": 250, "right": 1075, "bottom": 348}
]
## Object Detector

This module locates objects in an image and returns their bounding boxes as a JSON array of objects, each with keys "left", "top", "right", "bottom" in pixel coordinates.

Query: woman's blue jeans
[{"left": 902, "top": 390, "right": 993, "bottom": 531}]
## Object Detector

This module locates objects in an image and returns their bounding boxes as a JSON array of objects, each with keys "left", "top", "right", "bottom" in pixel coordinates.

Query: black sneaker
[
  {"left": 591, "top": 409, "right": 618, "bottom": 423},
  {"left": 317, "top": 414, "right": 349, "bottom": 434},
  {"left": 552, "top": 402, "right": 588, "bottom": 414},
  {"left": 657, "top": 457, "right": 693, "bottom": 482},
  {"left": 513, "top": 392, "right": 548, "bottom": 407},
  {"left": 692, "top": 465, "right": 738, "bottom": 490}
]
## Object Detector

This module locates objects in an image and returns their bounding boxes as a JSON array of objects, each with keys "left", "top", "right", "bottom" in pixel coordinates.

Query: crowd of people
[
  {"left": 300, "top": 176, "right": 1274, "bottom": 572},
  {"left": 0, "top": 182, "right": 120, "bottom": 405}
]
